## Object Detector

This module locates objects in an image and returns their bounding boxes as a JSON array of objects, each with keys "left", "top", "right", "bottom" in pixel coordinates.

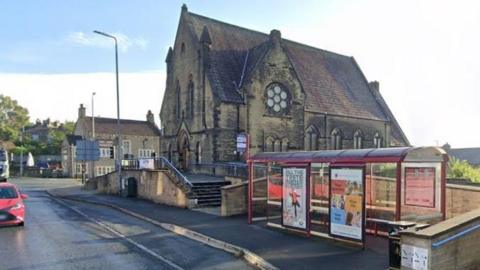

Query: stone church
[{"left": 160, "top": 5, "right": 409, "bottom": 170}]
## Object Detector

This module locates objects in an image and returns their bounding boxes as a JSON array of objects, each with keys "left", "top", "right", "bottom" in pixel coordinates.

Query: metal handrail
[
  {"left": 432, "top": 223, "right": 480, "bottom": 249},
  {"left": 158, "top": 156, "right": 193, "bottom": 187}
]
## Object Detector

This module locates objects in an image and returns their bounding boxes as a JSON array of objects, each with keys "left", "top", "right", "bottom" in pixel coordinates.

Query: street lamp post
[
  {"left": 93, "top": 30, "right": 122, "bottom": 193},
  {"left": 91, "top": 91, "right": 96, "bottom": 179}
]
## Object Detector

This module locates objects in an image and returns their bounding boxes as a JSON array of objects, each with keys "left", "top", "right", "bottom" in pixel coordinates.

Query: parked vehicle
[
  {"left": 0, "top": 183, "right": 28, "bottom": 226},
  {"left": 0, "top": 149, "right": 9, "bottom": 182}
]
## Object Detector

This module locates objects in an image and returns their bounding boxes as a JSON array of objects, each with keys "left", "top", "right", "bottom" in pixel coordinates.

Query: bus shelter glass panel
[
  {"left": 310, "top": 163, "right": 330, "bottom": 234},
  {"left": 252, "top": 163, "right": 268, "bottom": 220},
  {"left": 267, "top": 162, "right": 283, "bottom": 226},
  {"left": 401, "top": 162, "right": 442, "bottom": 224},
  {"left": 365, "top": 163, "right": 397, "bottom": 221}
]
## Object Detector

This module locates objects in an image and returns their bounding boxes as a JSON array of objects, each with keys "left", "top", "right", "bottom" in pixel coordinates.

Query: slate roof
[
  {"left": 447, "top": 148, "right": 480, "bottom": 166},
  {"left": 183, "top": 9, "right": 409, "bottom": 145},
  {"left": 81, "top": 117, "right": 161, "bottom": 137},
  {"left": 65, "top": 135, "right": 83, "bottom": 146}
]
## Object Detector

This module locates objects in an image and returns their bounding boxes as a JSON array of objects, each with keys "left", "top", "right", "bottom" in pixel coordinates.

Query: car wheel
[{"left": 18, "top": 222, "right": 24, "bottom": 227}]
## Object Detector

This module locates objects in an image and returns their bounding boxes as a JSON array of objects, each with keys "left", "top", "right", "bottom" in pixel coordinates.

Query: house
[
  {"left": 63, "top": 104, "right": 161, "bottom": 178},
  {"left": 160, "top": 5, "right": 409, "bottom": 171},
  {"left": 24, "top": 119, "right": 63, "bottom": 143},
  {"left": 61, "top": 134, "right": 83, "bottom": 178},
  {"left": 443, "top": 143, "right": 480, "bottom": 167}
]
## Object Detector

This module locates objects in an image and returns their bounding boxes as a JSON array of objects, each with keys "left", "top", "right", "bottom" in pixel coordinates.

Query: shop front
[{"left": 247, "top": 147, "right": 448, "bottom": 245}]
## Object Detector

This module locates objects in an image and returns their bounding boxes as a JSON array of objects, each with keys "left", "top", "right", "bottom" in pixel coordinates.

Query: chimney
[
  {"left": 146, "top": 110, "right": 155, "bottom": 124},
  {"left": 369, "top": 81, "right": 380, "bottom": 91},
  {"left": 78, "top": 104, "right": 86, "bottom": 118},
  {"left": 270, "top": 29, "right": 281, "bottom": 48}
]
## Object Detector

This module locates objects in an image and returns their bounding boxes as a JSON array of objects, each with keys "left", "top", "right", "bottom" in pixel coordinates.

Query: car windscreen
[{"left": 0, "top": 187, "right": 18, "bottom": 199}]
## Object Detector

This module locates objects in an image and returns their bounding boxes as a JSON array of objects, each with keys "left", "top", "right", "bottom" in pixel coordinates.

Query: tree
[
  {"left": 448, "top": 157, "right": 480, "bottom": 183},
  {"left": 0, "top": 95, "right": 29, "bottom": 141}
]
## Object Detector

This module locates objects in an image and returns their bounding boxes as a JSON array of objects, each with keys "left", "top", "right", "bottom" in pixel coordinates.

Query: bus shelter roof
[{"left": 249, "top": 147, "right": 447, "bottom": 164}]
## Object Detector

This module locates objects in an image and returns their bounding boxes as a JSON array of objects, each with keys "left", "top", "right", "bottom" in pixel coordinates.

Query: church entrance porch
[{"left": 177, "top": 131, "right": 190, "bottom": 171}]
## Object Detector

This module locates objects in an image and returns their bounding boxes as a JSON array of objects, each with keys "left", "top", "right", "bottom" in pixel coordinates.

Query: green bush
[{"left": 448, "top": 157, "right": 480, "bottom": 183}]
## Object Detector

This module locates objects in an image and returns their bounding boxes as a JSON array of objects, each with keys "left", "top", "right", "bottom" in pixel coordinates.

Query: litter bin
[{"left": 388, "top": 230, "right": 401, "bottom": 269}]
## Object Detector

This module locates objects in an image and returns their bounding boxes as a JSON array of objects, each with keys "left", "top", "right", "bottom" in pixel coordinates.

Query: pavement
[
  {"left": 48, "top": 182, "right": 390, "bottom": 270},
  {"left": 1, "top": 178, "right": 254, "bottom": 270}
]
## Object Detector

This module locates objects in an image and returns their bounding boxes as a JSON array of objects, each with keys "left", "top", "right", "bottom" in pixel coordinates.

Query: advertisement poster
[
  {"left": 282, "top": 168, "right": 307, "bottom": 230},
  {"left": 330, "top": 167, "right": 364, "bottom": 241},
  {"left": 405, "top": 167, "right": 435, "bottom": 207}
]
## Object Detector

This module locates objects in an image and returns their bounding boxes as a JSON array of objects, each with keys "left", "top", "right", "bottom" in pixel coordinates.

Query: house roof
[
  {"left": 186, "top": 11, "right": 387, "bottom": 120},
  {"left": 80, "top": 117, "right": 161, "bottom": 137},
  {"left": 65, "top": 135, "right": 83, "bottom": 146},
  {"left": 447, "top": 148, "right": 480, "bottom": 165}
]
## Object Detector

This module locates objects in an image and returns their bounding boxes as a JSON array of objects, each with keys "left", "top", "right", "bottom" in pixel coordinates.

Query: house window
[
  {"left": 168, "top": 144, "right": 173, "bottom": 162},
  {"left": 353, "top": 130, "right": 363, "bottom": 149},
  {"left": 331, "top": 129, "right": 342, "bottom": 150},
  {"left": 139, "top": 149, "right": 154, "bottom": 158},
  {"left": 122, "top": 140, "right": 131, "bottom": 156},
  {"left": 265, "top": 83, "right": 290, "bottom": 115},
  {"left": 305, "top": 125, "right": 318, "bottom": 151},
  {"left": 100, "top": 147, "right": 112, "bottom": 158},
  {"left": 188, "top": 80, "right": 194, "bottom": 118},
  {"left": 374, "top": 132, "right": 383, "bottom": 148}
]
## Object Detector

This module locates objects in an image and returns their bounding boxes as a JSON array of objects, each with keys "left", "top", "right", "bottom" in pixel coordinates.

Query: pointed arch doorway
[{"left": 177, "top": 130, "right": 190, "bottom": 171}]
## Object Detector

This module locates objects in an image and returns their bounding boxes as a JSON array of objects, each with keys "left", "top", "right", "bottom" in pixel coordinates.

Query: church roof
[{"left": 184, "top": 10, "right": 409, "bottom": 145}]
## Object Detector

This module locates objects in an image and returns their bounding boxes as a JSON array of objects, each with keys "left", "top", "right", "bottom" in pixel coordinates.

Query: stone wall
[
  {"left": 446, "top": 183, "right": 480, "bottom": 219},
  {"left": 93, "top": 169, "right": 190, "bottom": 208},
  {"left": 400, "top": 208, "right": 480, "bottom": 270},
  {"left": 221, "top": 181, "right": 248, "bottom": 216}
]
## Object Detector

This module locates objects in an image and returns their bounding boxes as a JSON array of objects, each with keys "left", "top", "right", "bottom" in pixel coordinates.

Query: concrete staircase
[{"left": 183, "top": 173, "right": 231, "bottom": 208}]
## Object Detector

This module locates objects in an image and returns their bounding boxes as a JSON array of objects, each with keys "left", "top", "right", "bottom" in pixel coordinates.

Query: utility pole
[
  {"left": 91, "top": 91, "right": 96, "bottom": 180},
  {"left": 19, "top": 126, "right": 24, "bottom": 177}
]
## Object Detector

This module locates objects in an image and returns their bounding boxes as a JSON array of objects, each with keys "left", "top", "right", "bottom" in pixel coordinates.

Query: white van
[{"left": 0, "top": 149, "right": 9, "bottom": 181}]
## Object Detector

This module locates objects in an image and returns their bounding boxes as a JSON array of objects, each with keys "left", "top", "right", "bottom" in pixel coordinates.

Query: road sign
[
  {"left": 76, "top": 140, "right": 100, "bottom": 161},
  {"left": 237, "top": 133, "right": 247, "bottom": 153}
]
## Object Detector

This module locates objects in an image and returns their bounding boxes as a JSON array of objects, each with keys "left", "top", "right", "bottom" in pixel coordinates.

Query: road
[{"left": 0, "top": 177, "right": 253, "bottom": 270}]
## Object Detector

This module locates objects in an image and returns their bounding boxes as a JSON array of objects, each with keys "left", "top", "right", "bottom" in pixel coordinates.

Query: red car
[{"left": 0, "top": 183, "right": 28, "bottom": 226}]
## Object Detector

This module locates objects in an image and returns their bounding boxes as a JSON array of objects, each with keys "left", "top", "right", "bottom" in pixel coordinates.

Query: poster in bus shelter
[
  {"left": 329, "top": 167, "right": 364, "bottom": 241},
  {"left": 282, "top": 168, "right": 307, "bottom": 230},
  {"left": 405, "top": 167, "right": 435, "bottom": 208}
]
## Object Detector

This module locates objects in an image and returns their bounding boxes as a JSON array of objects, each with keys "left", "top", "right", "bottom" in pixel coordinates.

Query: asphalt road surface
[{"left": 0, "top": 177, "right": 253, "bottom": 270}]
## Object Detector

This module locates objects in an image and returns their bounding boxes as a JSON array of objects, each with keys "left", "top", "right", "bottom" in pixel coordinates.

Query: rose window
[{"left": 265, "top": 84, "right": 289, "bottom": 114}]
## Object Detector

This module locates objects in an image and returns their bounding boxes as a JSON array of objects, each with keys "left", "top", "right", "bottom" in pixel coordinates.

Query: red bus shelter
[{"left": 247, "top": 147, "right": 448, "bottom": 243}]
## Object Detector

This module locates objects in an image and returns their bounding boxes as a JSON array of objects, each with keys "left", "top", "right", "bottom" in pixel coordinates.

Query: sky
[{"left": 1, "top": 0, "right": 479, "bottom": 148}]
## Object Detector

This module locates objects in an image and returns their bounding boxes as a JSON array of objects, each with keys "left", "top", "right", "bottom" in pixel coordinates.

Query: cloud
[
  {"left": 67, "top": 31, "right": 149, "bottom": 53},
  {"left": 0, "top": 71, "right": 165, "bottom": 126}
]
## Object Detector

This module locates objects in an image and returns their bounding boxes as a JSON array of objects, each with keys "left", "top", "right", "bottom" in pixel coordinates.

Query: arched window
[
  {"left": 331, "top": 129, "right": 342, "bottom": 150},
  {"left": 188, "top": 80, "right": 194, "bottom": 118},
  {"left": 274, "top": 139, "right": 282, "bottom": 152},
  {"left": 281, "top": 138, "right": 289, "bottom": 152},
  {"left": 195, "top": 142, "right": 201, "bottom": 164},
  {"left": 175, "top": 81, "right": 181, "bottom": 119},
  {"left": 353, "top": 130, "right": 363, "bottom": 149},
  {"left": 265, "top": 83, "right": 291, "bottom": 115},
  {"left": 373, "top": 132, "right": 383, "bottom": 148},
  {"left": 265, "top": 137, "right": 275, "bottom": 152},
  {"left": 181, "top": 42, "right": 186, "bottom": 54},
  {"left": 305, "top": 125, "right": 318, "bottom": 151}
]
